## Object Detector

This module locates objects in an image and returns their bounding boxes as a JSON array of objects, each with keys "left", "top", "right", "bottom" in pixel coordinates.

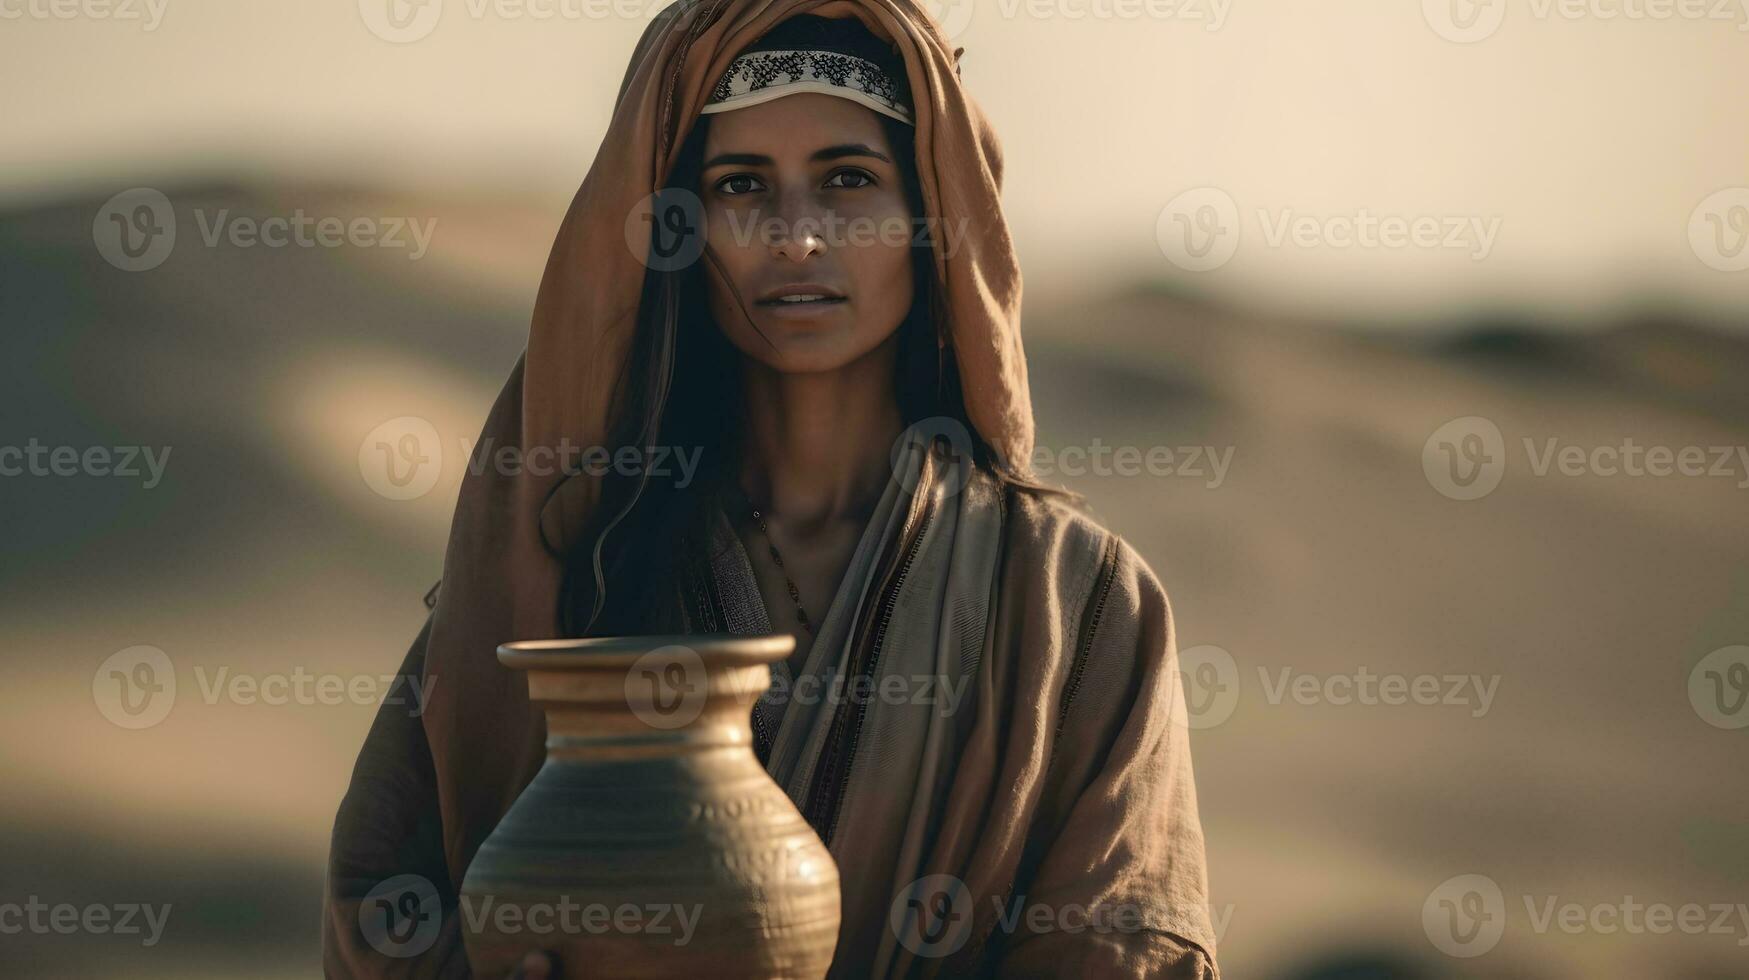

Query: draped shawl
[{"left": 322, "top": 0, "right": 1217, "bottom": 975}]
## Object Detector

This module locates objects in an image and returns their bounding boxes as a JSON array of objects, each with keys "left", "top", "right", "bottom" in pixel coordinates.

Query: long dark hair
[{"left": 558, "top": 81, "right": 1037, "bottom": 638}]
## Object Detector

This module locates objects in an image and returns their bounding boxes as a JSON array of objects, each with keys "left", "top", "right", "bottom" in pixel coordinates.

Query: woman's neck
[{"left": 736, "top": 341, "right": 904, "bottom": 527}]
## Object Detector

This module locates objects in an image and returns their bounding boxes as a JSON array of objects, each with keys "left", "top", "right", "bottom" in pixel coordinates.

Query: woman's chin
[{"left": 744, "top": 319, "right": 873, "bottom": 373}]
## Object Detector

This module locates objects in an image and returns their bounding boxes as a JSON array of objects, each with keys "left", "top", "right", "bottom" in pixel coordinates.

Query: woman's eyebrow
[{"left": 703, "top": 143, "right": 893, "bottom": 169}]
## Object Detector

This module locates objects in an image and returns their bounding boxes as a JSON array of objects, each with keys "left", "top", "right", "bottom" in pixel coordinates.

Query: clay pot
[{"left": 459, "top": 633, "right": 840, "bottom": 978}]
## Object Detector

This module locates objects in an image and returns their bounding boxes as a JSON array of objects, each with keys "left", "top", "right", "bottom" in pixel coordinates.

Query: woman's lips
[{"left": 755, "top": 295, "right": 849, "bottom": 319}]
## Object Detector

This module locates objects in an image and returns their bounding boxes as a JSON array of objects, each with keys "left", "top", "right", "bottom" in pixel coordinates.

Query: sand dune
[{"left": 3, "top": 184, "right": 1745, "bottom": 978}]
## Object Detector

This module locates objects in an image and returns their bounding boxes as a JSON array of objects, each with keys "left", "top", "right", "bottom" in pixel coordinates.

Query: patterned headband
[{"left": 700, "top": 47, "right": 915, "bottom": 126}]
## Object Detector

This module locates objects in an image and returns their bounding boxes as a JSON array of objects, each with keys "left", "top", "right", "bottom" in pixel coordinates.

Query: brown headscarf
[{"left": 420, "top": 0, "right": 1030, "bottom": 892}]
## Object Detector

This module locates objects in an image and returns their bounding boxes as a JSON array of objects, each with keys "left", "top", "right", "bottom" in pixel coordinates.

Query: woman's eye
[
  {"left": 826, "top": 170, "right": 874, "bottom": 190},
  {"left": 713, "top": 170, "right": 873, "bottom": 196},
  {"left": 714, "top": 174, "right": 764, "bottom": 196}
]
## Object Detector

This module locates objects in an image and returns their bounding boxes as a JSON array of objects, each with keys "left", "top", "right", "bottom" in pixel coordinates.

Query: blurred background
[{"left": 3, "top": 1, "right": 1747, "bottom": 977}]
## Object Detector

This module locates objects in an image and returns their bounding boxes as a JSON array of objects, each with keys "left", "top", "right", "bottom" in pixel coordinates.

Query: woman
[{"left": 323, "top": 2, "right": 1217, "bottom": 977}]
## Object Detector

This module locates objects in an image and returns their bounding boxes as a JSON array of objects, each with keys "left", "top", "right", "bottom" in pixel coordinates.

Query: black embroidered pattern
[{"left": 708, "top": 49, "right": 908, "bottom": 118}]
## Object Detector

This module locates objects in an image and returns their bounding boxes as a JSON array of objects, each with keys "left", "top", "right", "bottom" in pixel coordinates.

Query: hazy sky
[{"left": 5, "top": 0, "right": 1747, "bottom": 320}]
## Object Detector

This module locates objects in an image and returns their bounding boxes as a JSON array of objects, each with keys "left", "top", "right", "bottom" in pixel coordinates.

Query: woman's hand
[{"left": 507, "top": 951, "right": 558, "bottom": 979}]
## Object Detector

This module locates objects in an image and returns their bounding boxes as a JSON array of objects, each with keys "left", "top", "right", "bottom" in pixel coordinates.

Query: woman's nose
[{"left": 766, "top": 195, "right": 828, "bottom": 262}]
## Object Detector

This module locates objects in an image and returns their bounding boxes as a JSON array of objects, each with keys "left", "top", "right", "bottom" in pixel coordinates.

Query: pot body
[{"left": 460, "top": 634, "right": 840, "bottom": 978}]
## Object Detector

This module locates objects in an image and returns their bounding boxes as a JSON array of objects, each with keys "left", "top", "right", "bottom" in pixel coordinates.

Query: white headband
[{"left": 700, "top": 48, "right": 914, "bottom": 126}]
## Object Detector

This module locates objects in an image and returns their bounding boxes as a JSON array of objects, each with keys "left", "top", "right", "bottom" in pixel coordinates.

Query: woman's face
[{"left": 699, "top": 92, "right": 916, "bottom": 375}]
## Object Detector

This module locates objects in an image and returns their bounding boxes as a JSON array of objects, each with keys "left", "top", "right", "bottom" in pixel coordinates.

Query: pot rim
[{"left": 497, "top": 632, "right": 795, "bottom": 670}]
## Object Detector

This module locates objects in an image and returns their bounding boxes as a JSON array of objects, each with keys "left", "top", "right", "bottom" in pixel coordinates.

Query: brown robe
[
  {"left": 323, "top": 416, "right": 1219, "bottom": 978},
  {"left": 321, "top": 0, "right": 1217, "bottom": 975}
]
